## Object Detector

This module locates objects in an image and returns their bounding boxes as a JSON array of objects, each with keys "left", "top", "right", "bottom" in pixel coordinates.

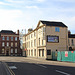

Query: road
[
  {"left": 0, "top": 57, "right": 75, "bottom": 75},
  {"left": 6, "top": 62, "right": 75, "bottom": 75}
]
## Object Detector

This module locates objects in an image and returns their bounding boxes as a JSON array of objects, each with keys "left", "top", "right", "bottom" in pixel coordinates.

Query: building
[
  {"left": 0, "top": 30, "right": 21, "bottom": 56},
  {"left": 23, "top": 20, "right": 68, "bottom": 59},
  {"left": 68, "top": 31, "right": 75, "bottom": 51}
]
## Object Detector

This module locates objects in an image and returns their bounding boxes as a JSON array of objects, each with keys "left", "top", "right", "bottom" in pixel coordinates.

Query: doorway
[{"left": 6, "top": 51, "right": 9, "bottom": 56}]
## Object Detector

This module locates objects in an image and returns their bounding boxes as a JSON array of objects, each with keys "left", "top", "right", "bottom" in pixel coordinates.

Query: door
[{"left": 6, "top": 51, "right": 9, "bottom": 56}]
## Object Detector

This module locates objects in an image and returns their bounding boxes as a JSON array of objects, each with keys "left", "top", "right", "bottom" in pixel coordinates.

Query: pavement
[{"left": 0, "top": 56, "right": 74, "bottom": 67}]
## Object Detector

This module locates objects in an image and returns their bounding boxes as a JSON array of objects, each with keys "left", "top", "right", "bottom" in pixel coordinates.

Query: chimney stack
[
  {"left": 28, "top": 28, "right": 33, "bottom": 33},
  {"left": 68, "top": 30, "right": 71, "bottom": 34},
  {"left": 17, "top": 30, "right": 19, "bottom": 35}
]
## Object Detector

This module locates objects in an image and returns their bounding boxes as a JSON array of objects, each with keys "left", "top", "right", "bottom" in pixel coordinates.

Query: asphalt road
[
  {"left": 0, "top": 62, "right": 11, "bottom": 75},
  {"left": 6, "top": 62, "right": 75, "bottom": 75}
]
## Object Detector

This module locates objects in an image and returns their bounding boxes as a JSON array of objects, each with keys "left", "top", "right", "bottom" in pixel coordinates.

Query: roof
[
  {"left": 68, "top": 34, "right": 75, "bottom": 38},
  {"left": 0, "top": 30, "right": 15, "bottom": 34},
  {"left": 40, "top": 20, "right": 67, "bottom": 27}
]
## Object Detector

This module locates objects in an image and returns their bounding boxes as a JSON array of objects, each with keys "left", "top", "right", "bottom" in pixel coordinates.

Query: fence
[{"left": 57, "top": 51, "right": 75, "bottom": 63}]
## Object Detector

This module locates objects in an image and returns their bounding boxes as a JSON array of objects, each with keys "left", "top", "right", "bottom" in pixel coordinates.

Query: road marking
[
  {"left": 9, "top": 66, "right": 17, "bottom": 69},
  {"left": 56, "top": 70, "right": 70, "bottom": 75},
  {"left": 38, "top": 64, "right": 47, "bottom": 68}
]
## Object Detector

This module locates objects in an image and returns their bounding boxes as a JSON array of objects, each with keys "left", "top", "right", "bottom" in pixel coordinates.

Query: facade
[
  {"left": 0, "top": 30, "right": 21, "bottom": 56},
  {"left": 68, "top": 31, "right": 75, "bottom": 51},
  {"left": 23, "top": 20, "right": 68, "bottom": 59}
]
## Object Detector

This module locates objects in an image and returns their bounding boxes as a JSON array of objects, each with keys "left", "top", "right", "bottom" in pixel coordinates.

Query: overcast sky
[{"left": 0, "top": 0, "right": 75, "bottom": 33}]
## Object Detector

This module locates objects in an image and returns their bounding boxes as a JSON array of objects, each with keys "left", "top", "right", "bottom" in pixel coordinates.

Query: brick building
[
  {"left": 68, "top": 31, "right": 75, "bottom": 51},
  {"left": 0, "top": 30, "right": 21, "bottom": 56}
]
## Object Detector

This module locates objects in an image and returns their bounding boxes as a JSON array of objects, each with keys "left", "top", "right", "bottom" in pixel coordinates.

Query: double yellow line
[{"left": 3, "top": 62, "right": 15, "bottom": 75}]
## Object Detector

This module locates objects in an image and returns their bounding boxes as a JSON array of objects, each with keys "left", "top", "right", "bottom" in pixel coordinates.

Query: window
[
  {"left": 15, "top": 43, "right": 17, "bottom": 47},
  {"left": 11, "top": 37, "right": 13, "bottom": 41},
  {"left": 7, "top": 42, "right": 9, "bottom": 46},
  {"left": 27, "top": 50, "right": 28, "bottom": 55},
  {"left": 11, "top": 49, "right": 13, "bottom": 53},
  {"left": 34, "top": 39, "right": 36, "bottom": 47},
  {"left": 31, "top": 34, "right": 33, "bottom": 38},
  {"left": 7, "top": 37, "right": 9, "bottom": 40},
  {"left": 29, "top": 50, "right": 30, "bottom": 56},
  {"left": 15, "top": 49, "right": 17, "bottom": 53},
  {"left": 2, "top": 36, "right": 5, "bottom": 40},
  {"left": 31, "top": 50, "right": 33, "bottom": 56},
  {"left": 47, "top": 50, "right": 51, "bottom": 55},
  {"left": 2, "top": 42, "right": 5, "bottom": 46},
  {"left": 68, "top": 39, "right": 70, "bottom": 46},
  {"left": 15, "top": 37, "right": 17, "bottom": 41},
  {"left": 42, "top": 40, "right": 44, "bottom": 46},
  {"left": 43, "top": 27, "right": 45, "bottom": 32},
  {"left": 2, "top": 49, "right": 4, "bottom": 53},
  {"left": 28, "top": 42, "right": 30, "bottom": 48},
  {"left": 72, "top": 39, "right": 74, "bottom": 46},
  {"left": 29, "top": 35, "right": 30, "bottom": 39},
  {"left": 39, "top": 49, "right": 41, "bottom": 56},
  {"left": 42, "top": 49, "right": 44, "bottom": 56},
  {"left": 34, "top": 32, "right": 36, "bottom": 37},
  {"left": 35, "top": 49, "right": 36, "bottom": 56},
  {"left": 39, "top": 38, "right": 40, "bottom": 46},
  {"left": 11, "top": 43, "right": 13, "bottom": 47},
  {"left": 55, "top": 27, "right": 60, "bottom": 32},
  {"left": 31, "top": 40, "right": 33, "bottom": 47}
]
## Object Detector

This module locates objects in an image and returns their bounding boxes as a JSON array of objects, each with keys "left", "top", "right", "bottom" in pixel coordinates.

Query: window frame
[
  {"left": 15, "top": 49, "right": 17, "bottom": 53},
  {"left": 11, "top": 49, "right": 13, "bottom": 53},
  {"left": 7, "top": 36, "right": 9, "bottom": 41},
  {"left": 11, "top": 37, "right": 13, "bottom": 41},
  {"left": 2, "top": 36, "right": 5, "bottom": 40},
  {"left": 55, "top": 27, "right": 60, "bottom": 32},
  {"left": 15, "top": 37, "right": 17, "bottom": 41},
  {"left": 47, "top": 50, "right": 51, "bottom": 55}
]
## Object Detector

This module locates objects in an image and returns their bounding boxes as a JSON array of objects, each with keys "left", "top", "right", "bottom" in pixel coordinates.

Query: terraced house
[
  {"left": 23, "top": 20, "right": 68, "bottom": 59},
  {"left": 0, "top": 30, "right": 21, "bottom": 56},
  {"left": 68, "top": 31, "right": 75, "bottom": 51}
]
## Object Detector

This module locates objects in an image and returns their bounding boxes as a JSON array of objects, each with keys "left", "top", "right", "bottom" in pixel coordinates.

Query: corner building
[
  {"left": 23, "top": 20, "right": 68, "bottom": 59},
  {"left": 0, "top": 30, "right": 21, "bottom": 56}
]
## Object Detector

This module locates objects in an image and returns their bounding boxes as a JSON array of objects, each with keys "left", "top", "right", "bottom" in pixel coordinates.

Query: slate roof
[
  {"left": 40, "top": 20, "right": 67, "bottom": 27},
  {"left": 0, "top": 30, "right": 15, "bottom": 34},
  {"left": 68, "top": 34, "right": 75, "bottom": 38}
]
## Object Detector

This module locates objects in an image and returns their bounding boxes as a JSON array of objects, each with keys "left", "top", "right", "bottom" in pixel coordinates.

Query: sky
[{"left": 0, "top": 0, "right": 75, "bottom": 33}]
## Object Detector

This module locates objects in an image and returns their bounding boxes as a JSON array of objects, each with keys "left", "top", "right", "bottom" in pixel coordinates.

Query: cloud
[
  {"left": 37, "top": 0, "right": 45, "bottom": 2},
  {"left": 54, "top": 0, "right": 75, "bottom": 2},
  {"left": 0, "top": 1, "right": 11, "bottom": 5},
  {"left": 26, "top": 6, "right": 38, "bottom": 9},
  {"left": 0, "top": 9, "right": 23, "bottom": 31},
  {"left": 5, "top": 0, "right": 24, "bottom": 3}
]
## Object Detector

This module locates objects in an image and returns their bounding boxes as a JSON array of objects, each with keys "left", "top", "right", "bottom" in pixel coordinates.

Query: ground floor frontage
[
  {"left": 0, "top": 47, "right": 22, "bottom": 56},
  {"left": 24, "top": 46, "right": 67, "bottom": 59},
  {"left": 25, "top": 47, "right": 52, "bottom": 59}
]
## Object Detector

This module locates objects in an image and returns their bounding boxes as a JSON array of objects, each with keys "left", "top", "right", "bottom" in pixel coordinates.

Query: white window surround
[
  {"left": 15, "top": 37, "right": 17, "bottom": 41},
  {"left": 15, "top": 49, "right": 17, "bottom": 53},
  {"left": 2, "top": 42, "right": 4, "bottom": 46},
  {"left": 11, "top": 49, "right": 13, "bottom": 53},
  {"left": 7, "top": 42, "right": 9, "bottom": 46}
]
